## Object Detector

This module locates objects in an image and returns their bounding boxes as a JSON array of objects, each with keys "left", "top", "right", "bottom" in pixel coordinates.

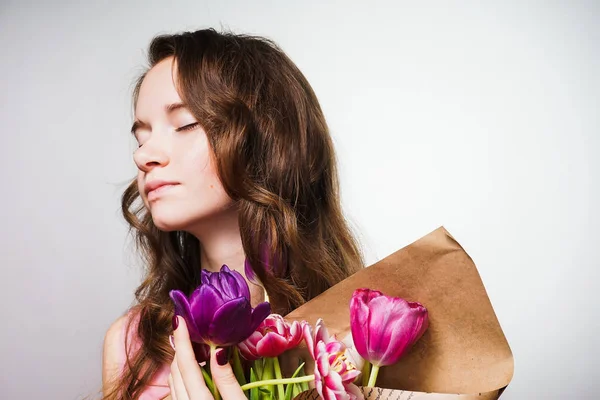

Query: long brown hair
[{"left": 104, "top": 28, "right": 364, "bottom": 399}]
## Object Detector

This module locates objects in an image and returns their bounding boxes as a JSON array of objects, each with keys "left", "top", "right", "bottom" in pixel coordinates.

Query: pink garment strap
[{"left": 118, "top": 309, "right": 171, "bottom": 399}]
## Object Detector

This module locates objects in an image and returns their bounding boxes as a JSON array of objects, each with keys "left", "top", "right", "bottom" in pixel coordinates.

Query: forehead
[{"left": 135, "top": 57, "right": 181, "bottom": 117}]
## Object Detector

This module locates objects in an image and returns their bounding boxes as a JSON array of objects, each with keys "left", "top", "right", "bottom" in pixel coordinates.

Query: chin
[
  {"left": 149, "top": 209, "right": 194, "bottom": 232},
  {"left": 151, "top": 218, "right": 187, "bottom": 232}
]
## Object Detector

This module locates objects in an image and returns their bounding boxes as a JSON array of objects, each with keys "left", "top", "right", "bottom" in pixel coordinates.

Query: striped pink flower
[{"left": 303, "top": 319, "right": 363, "bottom": 400}]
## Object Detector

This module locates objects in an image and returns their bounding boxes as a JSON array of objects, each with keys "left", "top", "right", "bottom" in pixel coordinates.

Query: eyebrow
[{"left": 130, "top": 102, "right": 189, "bottom": 135}]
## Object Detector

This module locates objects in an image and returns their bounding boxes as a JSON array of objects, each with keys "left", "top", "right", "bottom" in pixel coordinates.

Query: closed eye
[{"left": 176, "top": 122, "right": 200, "bottom": 132}]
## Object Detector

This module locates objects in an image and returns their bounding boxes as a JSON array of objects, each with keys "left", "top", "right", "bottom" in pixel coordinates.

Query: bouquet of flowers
[{"left": 170, "top": 227, "right": 513, "bottom": 400}]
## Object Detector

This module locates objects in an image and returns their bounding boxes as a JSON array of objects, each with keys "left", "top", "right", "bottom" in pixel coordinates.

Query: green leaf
[
  {"left": 259, "top": 387, "right": 272, "bottom": 400},
  {"left": 299, "top": 379, "right": 309, "bottom": 392},
  {"left": 273, "top": 357, "right": 285, "bottom": 400},
  {"left": 298, "top": 364, "right": 309, "bottom": 391},
  {"left": 254, "top": 358, "right": 264, "bottom": 380},
  {"left": 282, "top": 360, "right": 307, "bottom": 400},
  {"left": 250, "top": 368, "right": 259, "bottom": 400},
  {"left": 262, "top": 358, "right": 274, "bottom": 380},
  {"left": 283, "top": 380, "right": 294, "bottom": 400},
  {"left": 261, "top": 358, "right": 275, "bottom": 396},
  {"left": 291, "top": 383, "right": 302, "bottom": 399},
  {"left": 290, "top": 362, "right": 306, "bottom": 379}
]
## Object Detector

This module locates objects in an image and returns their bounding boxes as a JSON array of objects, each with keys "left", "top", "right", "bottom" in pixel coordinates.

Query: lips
[{"left": 144, "top": 180, "right": 180, "bottom": 199}]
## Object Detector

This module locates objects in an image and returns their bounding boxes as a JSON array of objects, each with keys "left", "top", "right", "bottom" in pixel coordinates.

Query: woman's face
[{"left": 132, "top": 57, "right": 234, "bottom": 232}]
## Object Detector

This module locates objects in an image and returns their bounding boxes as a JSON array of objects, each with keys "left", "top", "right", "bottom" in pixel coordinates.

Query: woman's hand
[{"left": 169, "top": 316, "right": 247, "bottom": 400}]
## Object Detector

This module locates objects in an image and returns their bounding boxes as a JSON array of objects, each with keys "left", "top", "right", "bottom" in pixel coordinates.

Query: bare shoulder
[{"left": 102, "top": 314, "right": 128, "bottom": 393}]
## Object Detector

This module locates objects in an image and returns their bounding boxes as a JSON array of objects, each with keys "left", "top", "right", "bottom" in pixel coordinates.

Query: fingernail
[
  {"left": 216, "top": 348, "right": 229, "bottom": 366},
  {"left": 172, "top": 315, "right": 179, "bottom": 330},
  {"left": 169, "top": 335, "right": 176, "bottom": 351}
]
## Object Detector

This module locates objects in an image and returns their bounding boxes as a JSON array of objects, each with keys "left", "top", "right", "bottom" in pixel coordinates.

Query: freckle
[{"left": 210, "top": 185, "right": 214, "bottom": 189}]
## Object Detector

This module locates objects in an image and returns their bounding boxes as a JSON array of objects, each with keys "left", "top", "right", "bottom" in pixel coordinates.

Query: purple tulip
[
  {"left": 169, "top": 265, "right": 271, "bottom": 347},
  {"left": 192, "top": 342, "right": 211, "bottom": 363},
  {"left": 350, "top": 288, "right": 428, "bottom": 367}
]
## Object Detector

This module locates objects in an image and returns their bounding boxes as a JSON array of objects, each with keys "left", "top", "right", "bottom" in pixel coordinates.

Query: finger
[
  {"left": 210, "top": 347, "right": 247, "bottom": 400},
  {"left": 168, "top": 372, "right": 179, "bottom": 400},
  {"left": 171, "top": 357, "right": 190, "bottom": 400},
  {"left": 173, "top": 316, "right": 213, "bottom": 400}
]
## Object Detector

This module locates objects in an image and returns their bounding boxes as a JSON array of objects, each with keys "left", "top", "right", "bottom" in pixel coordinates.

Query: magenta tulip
[
  {"left": 350, "top": 288, "right": 428, "bottom": 367},
  {"left": 237, "top": 314, "right": 305, "bottom": 360},
  {"left": 303, "top": 319, "right": 363, "bottom": 400}
]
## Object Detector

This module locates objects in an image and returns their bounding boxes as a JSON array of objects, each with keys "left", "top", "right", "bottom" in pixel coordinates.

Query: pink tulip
[
  {"left": 303, "top": 319, "right": 363, "bottom": 400},
  {"left": 350, "top": 288, "right": 428, "bottom": 367},
  {"left": 237, "top": 314, "right": 305, "bottom": 360}
]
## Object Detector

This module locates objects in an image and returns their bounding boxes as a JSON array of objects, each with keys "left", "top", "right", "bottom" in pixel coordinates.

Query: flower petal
[
  {"left": 229, "top": 267, "right": 251, "bottom": 301},
  {"left": 209, "top": 272, "right": 221, "bottom": 290},
  {"left": 208, "top": 297, "right": 253, "bottom": 345},
  {"left": 322, "top": 372, "right": 345, "bottom": 399},
  {"left": 340, "top": 367, "right": 360, "bottom": 384},
  {"left": 349, "top": 289, "right": 373, "bottom": 361},
  {"left": 256, "top": 331, "right": 289, "bottom": 357},
  {"left": 287, "top": 321, "right": 304, "bottom": 347},
  {"left": 192, "top": 284, "right": 224, "bottom": 339},
  {"left": 249, "top": 301, "right": 271, "bottom": 333},
  {"left": 315, "top": 318, "right": 331, "bottom": 344},
  {"left": 237, "top": 331, "right": 262, "bottom": 360},
  {"left": 170, "top": 290, "right": 193, "bottom": 322},
  {"left": 364, "top": 295, "right": 401, "bottom": 362},
  {"left": 315, "top": 341, "right": 330, "bottom": 376},
  {"left": 378, "top": 301, "right": 428, "bottom": 365},
  {"left": 192, "top": 341, "right": 211, "bottom": 363},
  {"left": 321, "top": 385, "right": 339, "bottom": 400},
  {"left": 201, "top": 269, "right": 211, "bottom": 285},
  {"left": 344, "top": 383, "right": 364, "bottom": 400},
  {"left": 219, "top": 267, "right": 241, "bottom": 300},
  {"left": 169, "top": 290, "right": 201, "bottom": 341},
  {"left": 303, "top": 322, "right": 316, "bottom": 359}
]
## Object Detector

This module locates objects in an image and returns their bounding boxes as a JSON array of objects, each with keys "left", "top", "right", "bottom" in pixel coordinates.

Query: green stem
[
  {"left": 200, "top": 366, "right": 216, "bottom": 394},
  {"left": 261, "top": 357, "right": 274, "bottom": 396},
  {"left": 361, "top": 361, "right": 372, "bottom": 387},
  {"left": 210, "top": 345, "right": 222, "bottom": 400},
  {"left": 240, "top": 375, "right": 315, "bottom": 392},
  {"left": 272, "top": 357, "right": 285, "bottom": 400},
  {"left": 232, "top": 347, "right": 247, "bottom": 385},
  {"left": 366, "top": 364, "right": 380, "bottom": 387}
]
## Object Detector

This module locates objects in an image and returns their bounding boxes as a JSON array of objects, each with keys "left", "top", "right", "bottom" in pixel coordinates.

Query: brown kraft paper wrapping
[{"left": 285, "top": 226, "right": 514, "bottom": 399}]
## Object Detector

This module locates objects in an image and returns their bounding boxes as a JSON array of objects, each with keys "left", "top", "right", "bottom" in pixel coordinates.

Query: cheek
[
  {"left": 190, "top": 159, "right": 232, "bottom": 206},
  {"left": 182, "top": 141, "right": 231, "bottom": 203}
]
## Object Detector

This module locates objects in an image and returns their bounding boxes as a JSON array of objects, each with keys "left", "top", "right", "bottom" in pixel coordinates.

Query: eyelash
[
  {"left": 176, "top": 122, "right": 200, "bottom": 132},
  {"left": 137, "top": 123, "right": 200, "bottom": 148}
]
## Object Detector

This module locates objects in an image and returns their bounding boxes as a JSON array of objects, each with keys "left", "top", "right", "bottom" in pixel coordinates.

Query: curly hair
[{"left": 103, "top": 28, "right": 364, "bottom": 399}]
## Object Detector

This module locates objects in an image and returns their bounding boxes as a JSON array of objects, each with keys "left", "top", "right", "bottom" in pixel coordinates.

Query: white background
[{"left": 1, "top": 1, "right": 598, "bottom": 399}]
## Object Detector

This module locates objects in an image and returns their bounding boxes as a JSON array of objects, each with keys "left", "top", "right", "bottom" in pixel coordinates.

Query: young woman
[{"left": 102, "top": 28, "right": 364, "bottom": 400}]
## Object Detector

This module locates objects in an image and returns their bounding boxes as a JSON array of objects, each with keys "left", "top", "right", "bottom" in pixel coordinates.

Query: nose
[{"left": 133, "top": 136, "right": 170, "bottom": 173}]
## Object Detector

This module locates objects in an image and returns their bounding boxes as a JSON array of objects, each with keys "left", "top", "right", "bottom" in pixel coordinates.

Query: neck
[
  {"left": 188, "top": 208, "right": 266, "bottom": 307},
  {"left": 188, "top": 209, "right": 245, "bottom": 273}
]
